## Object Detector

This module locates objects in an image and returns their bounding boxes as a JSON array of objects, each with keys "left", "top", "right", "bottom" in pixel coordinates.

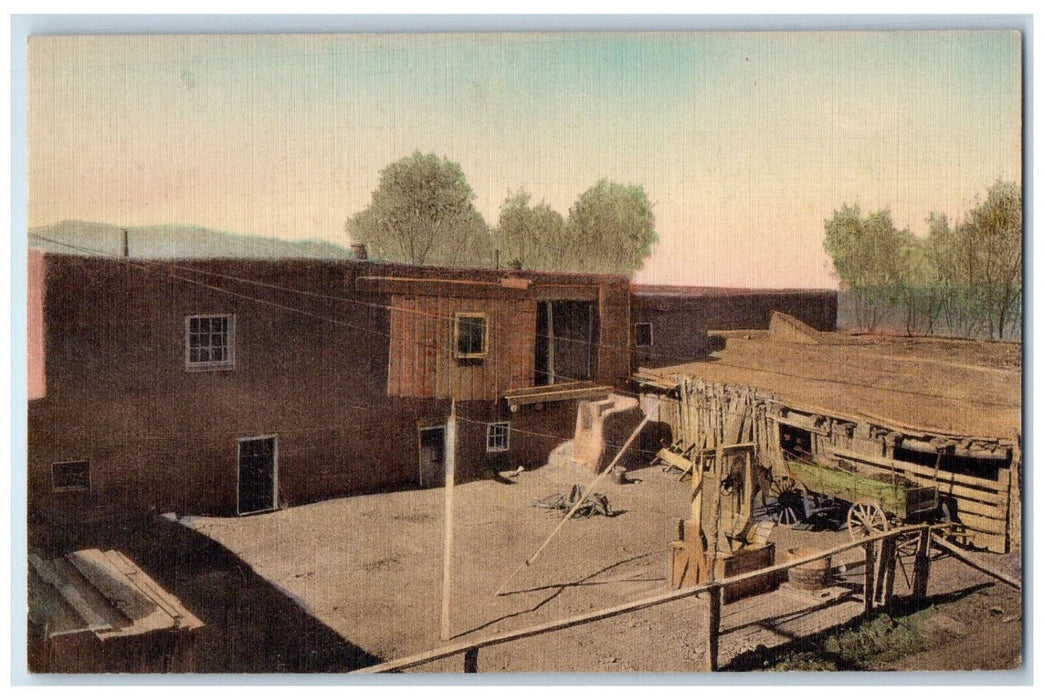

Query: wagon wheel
[
  {"left": 847, "top": 499, "right": 889, "bottom": 540},
  {"left": 767, "top": 475, "right": 804, "bottom": 526}
]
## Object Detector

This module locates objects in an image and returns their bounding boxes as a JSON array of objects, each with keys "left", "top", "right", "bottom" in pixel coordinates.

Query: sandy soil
[{"left": 189, "top": 460, "right": 1023, "bottom": 673}]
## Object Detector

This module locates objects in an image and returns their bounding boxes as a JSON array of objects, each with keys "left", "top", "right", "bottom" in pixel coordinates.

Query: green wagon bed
[{"left": 786, "top": 459, "right": 938, "bottom": 538}]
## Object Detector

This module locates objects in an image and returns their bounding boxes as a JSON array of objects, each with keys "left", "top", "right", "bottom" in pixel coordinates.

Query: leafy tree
[
  {"left": 823, "top": 205, "right": 911, "bottom": 332},
  {"left": 564, "top": 180, "right": 658, "bottom": 276},
  {"left": 347, "top": 152, "right": 493, "bottom": 267},
  {"left": 493, "top": 189, "right": 566, "bottom": 270},
  {"left": 825, "top": 182, "right": 1022, "bottom": 340},
  {"left": 959, "top": 181, "right": 1022, "bottom": 339}
]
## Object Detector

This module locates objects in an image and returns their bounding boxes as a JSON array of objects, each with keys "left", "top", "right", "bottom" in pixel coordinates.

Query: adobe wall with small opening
[{"left": 28, "top": 255, "right": 623, "bottom": 521}]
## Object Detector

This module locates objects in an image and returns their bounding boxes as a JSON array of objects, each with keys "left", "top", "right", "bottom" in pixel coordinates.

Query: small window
[
  {"left": 455, "top": 313, "right": 488, "bottom": 359},
  {"left": 186, "top": 314, "right": 235, "bottom": 370},
  {"left": 52, "top": 460, "right": 90, "bottom": 492},
  {"left": 487, "top": 422, "right": 510, "bottom": 453},
  {"left": 635, "top": 322, "right": 653, "bottom": 347}
]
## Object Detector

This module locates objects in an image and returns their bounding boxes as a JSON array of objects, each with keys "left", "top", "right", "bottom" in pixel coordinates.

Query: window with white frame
[
  {"left": 486, "top": 422, "right": 510, "bottom": 453},
  {"left": 186, "top": 315, "right": 235, "bottom": 369},
  {"left": 635, "top": 322, "right": 653, "bottom": 347},
  {"left": 52, "top": 460, "right": 90, "bottom": 492},
  {"left": 454, "top": 312, "right": 488, "bottom": 359}
]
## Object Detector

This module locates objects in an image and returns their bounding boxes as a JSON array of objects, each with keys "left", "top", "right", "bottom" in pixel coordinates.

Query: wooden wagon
[{"left": 783, "top": 459, "right": 940, "bottom": 541}]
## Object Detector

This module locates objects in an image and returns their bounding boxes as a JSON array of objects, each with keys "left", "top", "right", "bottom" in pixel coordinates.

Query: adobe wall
[{"left": 28, "top": 256, "right": 591, "bottom": 518}]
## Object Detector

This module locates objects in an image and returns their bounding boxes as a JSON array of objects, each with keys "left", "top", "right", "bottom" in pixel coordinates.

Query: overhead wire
[{"left": 28, "top": 234, "right": 1015, "bottom": 408}]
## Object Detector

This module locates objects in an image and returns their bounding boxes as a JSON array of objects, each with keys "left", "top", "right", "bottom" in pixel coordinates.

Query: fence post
[
  {"left": 878, "top": 533, "right": 898, "bottom": 611},
  {"left": 863, "top": 540, "right": 877, "bottom": 614},
  {"left": 912, "top": 526, "right": 932, "bottom": 601},
  {"left": 696, "top": 584, "right": 722, "bottom": 672},
  {"left": 463, "top": 647, "right": 479, "bottom": 673}
]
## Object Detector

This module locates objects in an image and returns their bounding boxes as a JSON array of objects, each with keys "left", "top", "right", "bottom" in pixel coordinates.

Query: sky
[{"left": 27, "top": 31, "right": 1022, "bottom": 288}]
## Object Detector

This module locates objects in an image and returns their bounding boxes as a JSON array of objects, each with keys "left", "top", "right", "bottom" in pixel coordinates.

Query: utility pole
[{"left": 440, "top": 400, "right": 457, "bottom": 641}]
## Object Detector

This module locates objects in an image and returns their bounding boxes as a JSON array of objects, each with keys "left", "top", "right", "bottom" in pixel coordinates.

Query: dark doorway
[
  {"left": 418, "top": 426, "right": 446, "bottom": 487},
  {"left": 237, "top": 436, "right": 277, "bottom": 515},
  {"left": 779, "top": 424, "right": 814, "bottom": 461},
  {"left": 534, "top": 300, "right": 597, "bottom": 385}
]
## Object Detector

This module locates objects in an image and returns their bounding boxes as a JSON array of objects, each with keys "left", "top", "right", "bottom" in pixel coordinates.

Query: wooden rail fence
[{"left": 353, "top": 522, "right": 1005, "bottom": 674}]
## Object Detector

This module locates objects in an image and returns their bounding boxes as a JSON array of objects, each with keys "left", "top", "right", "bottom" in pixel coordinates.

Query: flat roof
[{"left": 641, "top": 330, "right": 1021, "bottom": 439}]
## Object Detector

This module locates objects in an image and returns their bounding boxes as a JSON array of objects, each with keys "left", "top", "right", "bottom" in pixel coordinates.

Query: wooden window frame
[
  {"left": 486, "top": 421, "right": 510, "bottom": 453},
  {"left": 454, "top": 312, "right": 489, "bottom": 359},
  {"left": 185, "top": 314, "right": 236, "bottom": 371},
  {"left": 52, "top": 460, "right": 91, "bottom": 493},
  {"left": 634, "top": 322, "right": 653, "bottom": 348}
]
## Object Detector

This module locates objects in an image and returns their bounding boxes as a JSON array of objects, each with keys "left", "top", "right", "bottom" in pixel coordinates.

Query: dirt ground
[{"left": 188, "top": 458, "right": 1023, "bottom": 673}]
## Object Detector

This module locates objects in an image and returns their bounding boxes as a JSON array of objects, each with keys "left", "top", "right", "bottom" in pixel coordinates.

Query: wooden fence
[{"left": 353, "top": 522, "right": 1007, "bottom": 674}]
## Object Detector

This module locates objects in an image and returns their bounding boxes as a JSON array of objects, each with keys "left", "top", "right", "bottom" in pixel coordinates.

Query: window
[
  {"left": 186, "top": 315, "right": 235, "bottom": 369},
  {"left": 487, "top": 422, "right": 510, "bottom": 453},
  {"left": 454, "top": 313, "right": 488, "bottom": 359},
  {"left": 635, "top": 322, "right": 653, "bottom": 347},
  {"left": 52, "top": 460, "right": 90, "bottom": 492}
]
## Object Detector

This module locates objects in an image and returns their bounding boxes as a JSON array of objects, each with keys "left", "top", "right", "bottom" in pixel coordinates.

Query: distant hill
[{"left": 28, "top": 220, "right": 357, "bottom": 261}]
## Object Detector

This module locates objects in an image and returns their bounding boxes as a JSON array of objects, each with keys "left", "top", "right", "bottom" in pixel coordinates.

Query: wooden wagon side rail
[
  {"left": 353, "top": 523, "right": 956, "bottom": 674},
  {"left": 830, "top": 448, "right": 1013, "bottom": 552}
]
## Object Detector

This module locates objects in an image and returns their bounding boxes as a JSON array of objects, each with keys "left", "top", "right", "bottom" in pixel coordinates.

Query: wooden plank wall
[
  {"left": 387, "top": 294, "right": 537, "bottom": 400},
  {"left": 650, "top": 376, "right": 1019, "bottom": 554},
  {"left": 596, "top": 279, "right": 631, "bottom": 385}
]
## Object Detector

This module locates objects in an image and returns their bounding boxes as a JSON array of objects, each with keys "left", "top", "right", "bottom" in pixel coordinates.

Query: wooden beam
[
  {"left": 830, "top": 448, "right": 1008, "bottom": 493},
  {"left": 494, "top": 413, "right": 653, "bottom": 595},
  {"left": 357, "top": 523, "right": 953, "bottom": 674},
  {"left": 930, "top": 535, "right": 1021, "bottom": 590},
  {"left": 504, "top": 384, "right": 612, "bottom": 407},
  {"left": 863, "top": 541, "right": 876, "bottom": 614},
  {"left": 912, "top": 527, "right": 931, "bottom": 600},
  {"left": 440, "top": 401, "right": 457, "bottom": 641}
]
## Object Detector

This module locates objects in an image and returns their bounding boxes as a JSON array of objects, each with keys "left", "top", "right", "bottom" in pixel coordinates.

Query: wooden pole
[
  {"left": 696, "top": 583, "right": 722, "bottom": 671},
  {"left": 463, "top": 647, "right": 479, "bottom": 673},
  {"left": 912, "top": 525, "right": 931, "bottom": 600},
  {"left": 863, "top": 541, "right": 877, "bottom": 613},
  {"left": 930, "top": 534, "right": 1021, "bottom": 589},
  {"left": 440, "top": 400, "right": 457, "bottom": 640},
  {"left": 494, "top": 413, "right": 652, "bottom": 596},
  {"left": 878, "top": 534, "right": 898, "bottom": 611}
]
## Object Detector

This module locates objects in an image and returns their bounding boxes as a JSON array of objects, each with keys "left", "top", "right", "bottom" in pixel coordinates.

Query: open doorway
[
  {"left": 418, "top": 426, "right": 446, "bottom": 487},
  {"left": 237, "top": 435, "right": 278, "bottom": 515},
  {"left": 534, "top": 300, "right": 597, "bottom": 385}
]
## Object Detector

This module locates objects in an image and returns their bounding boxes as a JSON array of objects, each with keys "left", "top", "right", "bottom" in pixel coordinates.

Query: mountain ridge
[{"left": 29, "top": 220, "right": 357, "bottom": 260}]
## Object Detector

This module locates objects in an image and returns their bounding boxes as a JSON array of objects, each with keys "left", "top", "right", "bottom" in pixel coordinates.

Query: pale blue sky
[{"left": 28, "top": 31, "right": 1022, "bottom": 287}]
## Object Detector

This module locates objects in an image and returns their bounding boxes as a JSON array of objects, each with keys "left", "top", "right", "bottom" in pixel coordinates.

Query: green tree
[
  {"left": 959, "top": 181, "right": 1023, "bottom": 339},
  {"left": 347, "top": 152, "right": 493, "bottom": 267},
  {"left": 823, "top": 205, "right": 911, "bottom": 332},
  {"left": 493, "top": 189, "right": 566, "bottom": 270},
  {"left": 564, "top": 180, "right": 658, "bottom": 276}
]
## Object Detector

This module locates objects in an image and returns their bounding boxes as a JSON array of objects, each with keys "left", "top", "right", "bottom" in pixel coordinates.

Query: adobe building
[
  {"left": 630, "top": 284, "right": 837, "bottom": 368},
  {"left": 27, "top": 250, "right": 629, "bottom": 522}
]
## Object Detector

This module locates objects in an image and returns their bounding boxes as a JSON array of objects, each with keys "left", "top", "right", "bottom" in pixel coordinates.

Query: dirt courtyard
[{"left": 188, "top": 459, "right": 1022, "bottom": 673}]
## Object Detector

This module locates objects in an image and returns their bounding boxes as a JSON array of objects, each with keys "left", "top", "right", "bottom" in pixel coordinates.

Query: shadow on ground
[
  {"left": 29, "top": 510, "right": 381, "bottom": 673},
  {"left": 721, "top": 582, "right": 994, "bottom": 671}
]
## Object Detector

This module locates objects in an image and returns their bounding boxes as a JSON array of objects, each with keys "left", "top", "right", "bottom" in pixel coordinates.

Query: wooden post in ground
[
  {"left": 463, "top": 647, "right": 479, "bottom": 673},
  {"left": 877, "top": 533, "right": 898, "bottom": 611},
  {"left": 440, "top": 400, "right": 457, "bottom": 641},
  {"left": 696, "top": 583, "right": 723, "bottom": 672},
  {"left": 863, "top": 540, "right": 877, "bottom": 614},
  {"left": 912, "top": 525, "right": 932, "bottom": 600}
]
